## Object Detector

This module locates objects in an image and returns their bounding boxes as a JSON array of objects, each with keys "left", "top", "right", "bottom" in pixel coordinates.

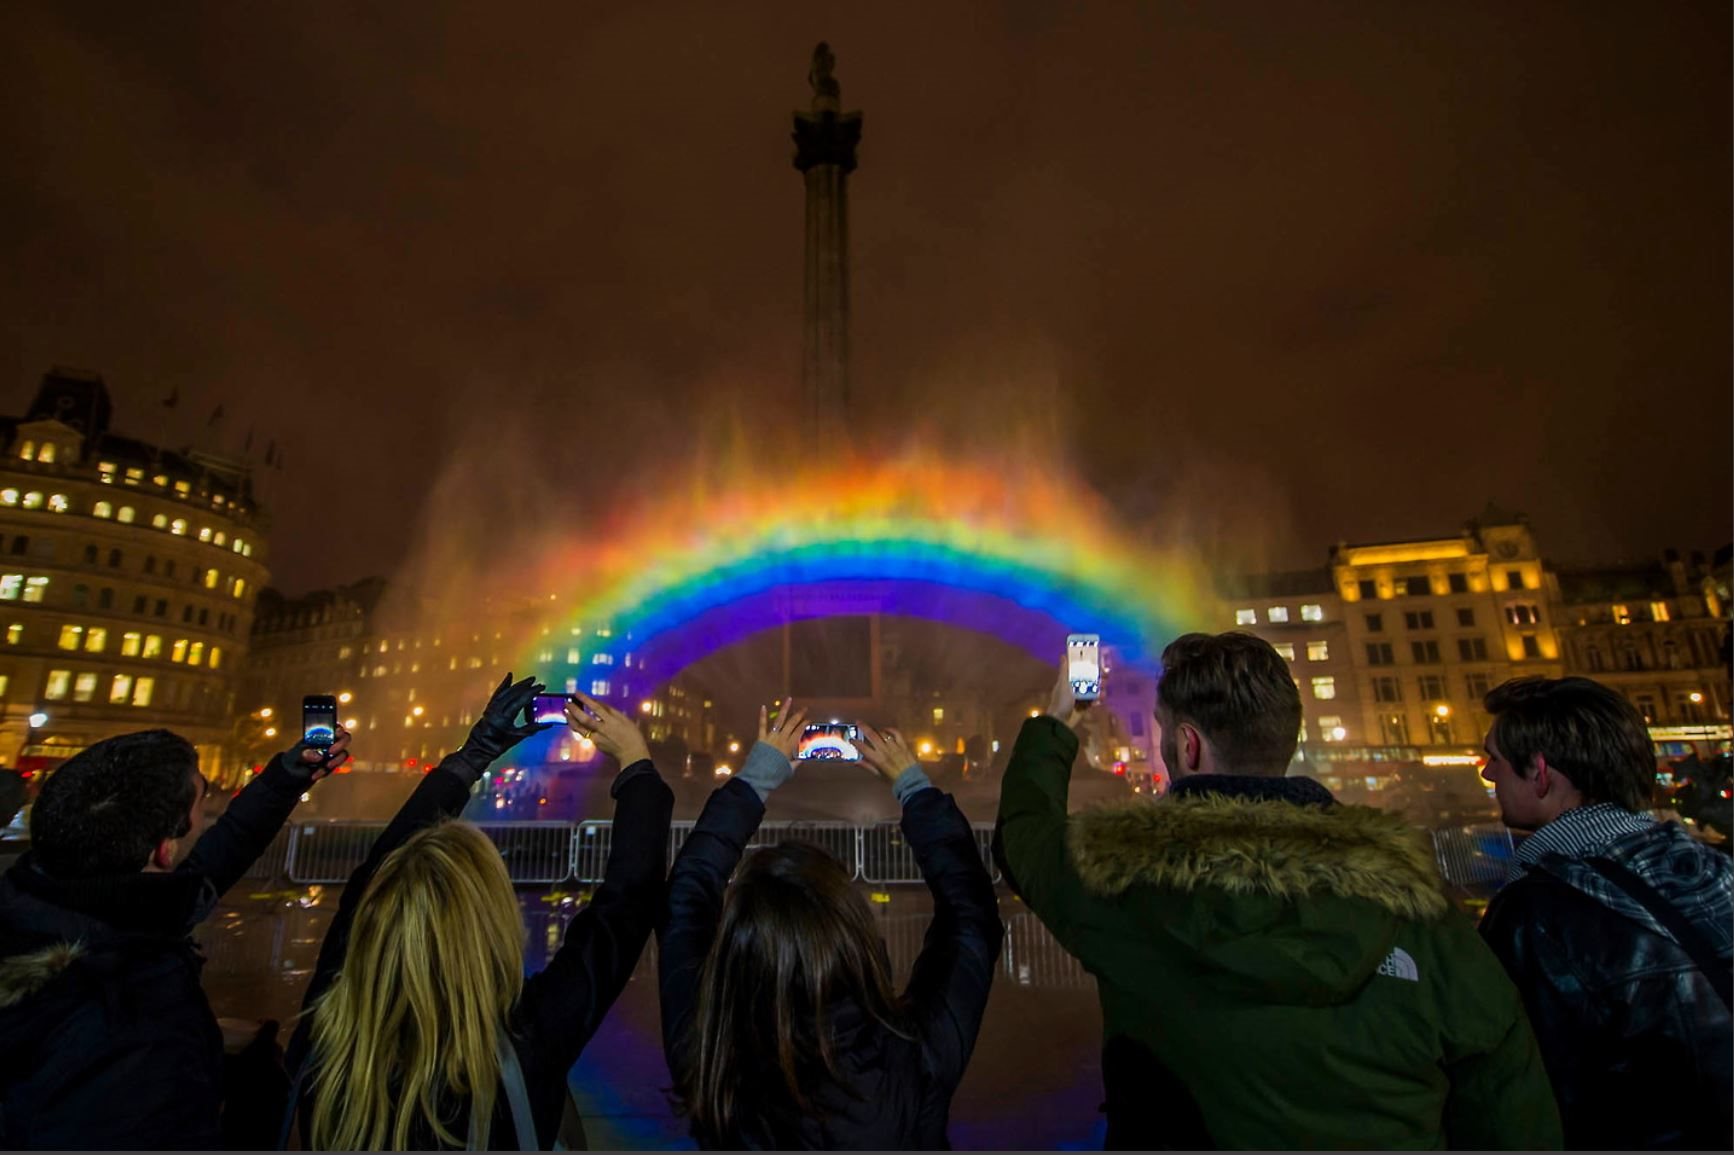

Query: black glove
[{"left": 446, "top": 673, "right": 550, "bottom": 783}]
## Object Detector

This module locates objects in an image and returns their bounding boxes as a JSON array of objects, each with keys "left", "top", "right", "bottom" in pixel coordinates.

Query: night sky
[{"left": 2, "top": 1, "right": 1727, "bottom": 596}]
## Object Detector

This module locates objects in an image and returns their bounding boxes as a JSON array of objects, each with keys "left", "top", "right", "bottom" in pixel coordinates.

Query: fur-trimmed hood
[
  {"left": 0, "top": 941, "right": 82, "bottom": 1008},
  {"left": 1066, "top": 789, "right": 1451, "bottom": 1005}
]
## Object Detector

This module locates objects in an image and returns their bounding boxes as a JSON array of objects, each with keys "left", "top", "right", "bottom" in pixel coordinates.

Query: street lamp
[
  {"left": 1434, "top": 704, "right": 1452, "bottom": 717},
  {"left": 1689, "top": 691, "right": 1705, "bottom": 704},
  {"left": 27, "top": 712, "right": 48, "bottom": 730}
]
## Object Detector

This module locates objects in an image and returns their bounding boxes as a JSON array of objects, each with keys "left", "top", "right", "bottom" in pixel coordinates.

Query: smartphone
[
  {"left": 302, "top": 694, "right": 338, "bottom": 749},
  {"left": 797, "top": 723, "right": 862, "bottom": 761},
  {"left": 1066, "top": 633, "right": 1102, "bottom": 701},
  {"left": 532, "top": 693, "right": 577, "bottom": 725}
]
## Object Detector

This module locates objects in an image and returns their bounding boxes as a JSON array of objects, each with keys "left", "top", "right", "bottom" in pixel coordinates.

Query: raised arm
[
  {"left": 859, "top": 725, "right": 1003, "bottom": 1091},
  {"left": 517, "top": 693, "right": 675, "bottom": 1066},
  {"left": 286, "top": 675, "right": 548, "bottom": 1072},
  {"left": 993, "top": 666, "right": 1138, "bottom": 958},
  {"left": 658, "top": 702, "right": 806, "bottom": 1067},
  {"left": 178, "top": 733, "right": 350, "bottom": 907}
]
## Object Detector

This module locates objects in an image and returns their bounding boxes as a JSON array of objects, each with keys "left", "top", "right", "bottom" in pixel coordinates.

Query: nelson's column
[{"left": 793, "top": 42, "right": 861, "bottom": 419}]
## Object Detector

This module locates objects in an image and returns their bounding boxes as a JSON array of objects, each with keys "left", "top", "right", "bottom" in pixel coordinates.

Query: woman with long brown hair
[
  {"left": 282, "top": 675, "right": 673, "bottom": 1150},
  {"left": 659, "top": 702, "right": 1003, "bottom": 1149}
]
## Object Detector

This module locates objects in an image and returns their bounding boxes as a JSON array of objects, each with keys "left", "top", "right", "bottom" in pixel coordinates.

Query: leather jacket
[{"left": 1480, "top": 864, "right": 1732, "bottom": 1150}]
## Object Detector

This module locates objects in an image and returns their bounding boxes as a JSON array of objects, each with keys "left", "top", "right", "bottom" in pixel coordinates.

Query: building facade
[
  {"left": 0, "top": 369, "right": 270, "bottom": 782},
  {"left": 1553, "top": 550, "right": 1731, "bottom": 758},
  {"left": 1218, "top": 509, "right": 1730, "bottom": 783}
]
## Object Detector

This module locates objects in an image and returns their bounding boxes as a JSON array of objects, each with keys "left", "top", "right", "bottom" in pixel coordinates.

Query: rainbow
[{"left": 516, "top": 452, "right": 1209, "bottom": 701}]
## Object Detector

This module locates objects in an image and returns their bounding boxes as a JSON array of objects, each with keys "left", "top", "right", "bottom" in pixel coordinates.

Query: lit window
[
  {"left": 44, "top": 670, "right": 70, "bottom": 700},
  {"left": 591, "top": 652, "right": 614, "bottom": 665},
  {"left": 0, "top": 490, "right": 14, "bottom": 506},
  {"left": 93, "top": 501, "right": 113, "bottom": 518},
  {"left": 22, "top": 577, "right": 48, "bottom": 603},
  {"left": 110, "top": 674, "right": 133, "bottom": 704},
  {"left": 117, "top": 506, "right": 135, "bottom": 523},
  {"left": 1300, "top": 604, "right": 1324, "bottom": 622},
  {"left": 1649, "top": 601, "right": 1671, "bottom": 623},
  {"left": 98, "top": 461, "right": 116, "bottom": 481},
  {"left": 17, "top": 441, "right": 34, "bottom": 461},
  {"left": 1267, "top": 606, "right": 1290, "bottom": 624},
  {"left": 213, "top": 532, "right": 226, "bottom": 546},
  {"left": 241, "top": 543, "right": 252, "bottom": 557},
  {"left": 1274, "top": 643, "right": 1296, "bottom": 661},
  {"left": 204, "top": 568, "right": 218, "bottom": 589},
  {"left": 85, "top": 627, "right": 106, "bottom": 653},
  {"left": 0, "top": 675, "right": 7, "bottom": 698},
  {"left": 1319, "top": 715, "right": 1346, "bottom": 741},
  {"left": 72, "top": 673, "right": 97, "bottom": 702},
  {"left": 57, "top": 625, "right": 83, "bottom": 651},
  {"left": 1306, "top": 641, "right": 1329, "bottom": 661},
  {"left": 170, "top": 518, "right": 187, "bottom": 536},
  {"left": 47, "top": 494, "right": 69, "bottom": 513},
  {"left": 143, "top": 635, "right": 163, "bottom": 658},
  {"left": 933, "top": 707, "right": 945, "bottom": 724},
  {"left": 209, "top": 646, "right": 222, "bottom": 669},
  {"left": 0, "top": 575, "right": 20, "bottom": 601},
  {"left": 124, "top": 467, "right": 143, "bottom": 486},
  {"left": 22, "top": 492, "right": 44, "bottom": 510},
  {"left": 188, "top": 642, "right": 204, "bottom": 666},
  {"left": 590, "top": 680, "right": 611, "bottom": 696},
  {"left": 233, "top": 578, "right": 246, "bottom": 599},
  {"left": 232, "top": 539, "right": 243, "bottom": 554},
  {"left": 133, "top": 676, "right": 155, "bottom": 707},
  {"left": 173, "top": 480, "right": 190, "bottom": 496},
  {"left": 170, "top": 639, "right": 188, "bottom": 663},
  {"left": 151, "top": 474, "right": 167, "bottom": 488},
  {"left": 1311, "top": 676, "right": 1337, "bottom": 700},
  {"left": 197, "top": 526, "right": 212, "bottom": 542},
  {"left": 4, "top": 623, "right": 20, "bottom": 645},
  {"left": 1235, "top": 608, "right": 1257, "bottom": 625},
  {"left": 151, "top": 514, "right": 167, "bottom": 529},
  {"left": 121, "top": 631, "right": 142, "bottom": 656}
]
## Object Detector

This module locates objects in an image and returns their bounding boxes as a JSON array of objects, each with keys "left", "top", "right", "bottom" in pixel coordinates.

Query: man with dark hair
[
  {"left": 0, "top": 726, "right": 350, "bottom": 1147},
  {"left": 996, "top": 631, "right": 1560, "bottom": 1148},
  {"left": 1478, "top": 675, "right": 1732, "bottom": 1149}
]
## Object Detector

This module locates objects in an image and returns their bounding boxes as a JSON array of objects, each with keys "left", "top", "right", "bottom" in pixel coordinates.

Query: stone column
[{"left": 792, "top": 42, "right": 862, "bottom": 419}]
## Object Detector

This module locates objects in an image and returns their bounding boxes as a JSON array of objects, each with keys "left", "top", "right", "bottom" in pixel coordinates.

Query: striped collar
[{"left": 1516, "top": 802, "right": 1656, "bottom": 869}]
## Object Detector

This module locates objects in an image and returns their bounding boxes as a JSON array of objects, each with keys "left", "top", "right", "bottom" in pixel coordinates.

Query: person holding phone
[
  {"left": 283, "top": 675, "right": 673, "bottom": 1150},
  {"left": 658, "top": 701, "right": 1002, "bottom": 1149}
]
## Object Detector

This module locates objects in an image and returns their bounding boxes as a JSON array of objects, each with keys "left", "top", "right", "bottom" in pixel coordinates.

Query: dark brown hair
[
  {"left": 678, "top": 841, "right": 907, "bottom": 1146},
  {"left": 1484, "top": 676, "right": 1654, "bottom": 810},
  {"left": 1156, "top": 631, "right": 1303, "bottom": 775}
]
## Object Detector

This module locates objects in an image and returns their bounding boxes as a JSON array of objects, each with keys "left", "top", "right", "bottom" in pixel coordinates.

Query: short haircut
[
  {"left": 1484, "top": 676, "right": 1654, "bottom": 811},
  {"left": 30, "top": 730, "right": 202, "bottom": 878},
  {"left": 1157, "top": 631, "right": 1302, "bottom": 775}
]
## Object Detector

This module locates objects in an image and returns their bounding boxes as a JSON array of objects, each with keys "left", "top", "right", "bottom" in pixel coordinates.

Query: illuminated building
[
  {"left": 1222, "top": 508, "right": 1566, "bottom": 769},
  {"left": 240, "top": 579, "right": 716, "bottom": 773},
  {"left": 0, "top": 369, "right": 269, "bottom": 782},
  {"left": 1553, "top": 549, "right": 1732, "bottom": 758}
]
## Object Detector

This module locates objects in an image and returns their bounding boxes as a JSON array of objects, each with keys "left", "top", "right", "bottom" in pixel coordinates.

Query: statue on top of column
[{"left": 809, "top": 42, "right": 840, "bottom": 104}]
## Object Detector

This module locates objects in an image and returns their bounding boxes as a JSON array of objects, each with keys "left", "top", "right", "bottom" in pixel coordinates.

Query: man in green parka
[{"left": 994, "top": 631, "right": 1562, "bottom": 1149}]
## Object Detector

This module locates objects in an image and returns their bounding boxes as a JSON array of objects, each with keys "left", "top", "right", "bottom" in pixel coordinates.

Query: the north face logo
[{"left": 1377, "top": 947, "right": 1419, "bottom": 982}]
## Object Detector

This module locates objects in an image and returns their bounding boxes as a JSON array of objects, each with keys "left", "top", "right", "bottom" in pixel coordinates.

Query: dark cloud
[{"left": 1, "top": 0, "right": 1727, "bottom": 594}]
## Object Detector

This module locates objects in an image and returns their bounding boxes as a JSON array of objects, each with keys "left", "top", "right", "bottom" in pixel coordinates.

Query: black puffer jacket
[
  {"left": 1480, "top": 824, "right": 1733, "bottom": 1150},
  {"left": 0, "top": 756, "right": 308, "bottom": 1148},
  {"left": 659, "top": 778, "right": 1002, "bottom": 1150}
]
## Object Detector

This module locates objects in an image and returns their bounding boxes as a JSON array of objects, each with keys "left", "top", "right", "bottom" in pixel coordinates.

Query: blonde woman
[{"left": 282, "top": 675, "right": 672, "bottom": 1150}]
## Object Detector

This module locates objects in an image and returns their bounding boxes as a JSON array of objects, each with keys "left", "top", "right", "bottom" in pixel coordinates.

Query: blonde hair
[{"left": 308, "top": 820, "right": 525, "bottom": 1150}]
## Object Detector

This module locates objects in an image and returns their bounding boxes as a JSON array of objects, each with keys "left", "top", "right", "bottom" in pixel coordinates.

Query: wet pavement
[{"left": 199, "top": 883, "right": 1110, "bottom": 1150}]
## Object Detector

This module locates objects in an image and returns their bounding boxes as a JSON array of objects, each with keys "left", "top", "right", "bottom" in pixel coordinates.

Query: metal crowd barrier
[{"left": 262, "top": 818, "right": 1511, "bottom": 894}]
